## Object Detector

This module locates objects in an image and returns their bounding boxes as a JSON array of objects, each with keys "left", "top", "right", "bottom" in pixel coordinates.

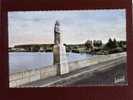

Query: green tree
[
  {"left": 32, "top": 45, "right": 40, "bottom": 52},
  {"left": 112, "top": 38, "right": 118, "bottom": 48},
  {"left": 105, "top": 38, "right": 113, "bottom": 49},
  {"left": 85, "top": 40, "right": 93, "bottom": 49},
  {"left": 93, "top": 40, "right": 102, "bottom": 47},
  {"left": 105, "top": 38, "right": 118, "bottom": 49}
]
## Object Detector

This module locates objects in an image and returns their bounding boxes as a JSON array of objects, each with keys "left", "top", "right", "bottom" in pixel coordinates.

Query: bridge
[
  {"left": 9, "top": 21, "right": 127, "bottom": 87},
  {"left": 9, "top": 52, "right": 127, "bottom": 87}
]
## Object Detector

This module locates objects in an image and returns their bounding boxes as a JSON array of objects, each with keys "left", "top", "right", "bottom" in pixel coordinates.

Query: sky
[{"left": 8, "top": 9, "right": 126, "bottom": 47}]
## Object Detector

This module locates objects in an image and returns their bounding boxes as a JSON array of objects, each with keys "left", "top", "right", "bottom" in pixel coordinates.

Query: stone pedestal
[{"left": 53, "top": 44, "right": 69, "bottom": 75}]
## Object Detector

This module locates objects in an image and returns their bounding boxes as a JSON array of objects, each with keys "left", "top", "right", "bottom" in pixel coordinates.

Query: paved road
[{"left": 65, "top": 63, "right": 127, "bottom": 86}]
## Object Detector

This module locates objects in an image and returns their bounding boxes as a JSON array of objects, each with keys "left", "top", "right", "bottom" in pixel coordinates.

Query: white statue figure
[{"left": 53, "top": 20, "right": 69, "bottom": 75}]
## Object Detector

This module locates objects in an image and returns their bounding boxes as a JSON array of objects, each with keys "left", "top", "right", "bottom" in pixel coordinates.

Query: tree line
[{"left": 9, "top": 38, "right": 126, "bottom": 54}]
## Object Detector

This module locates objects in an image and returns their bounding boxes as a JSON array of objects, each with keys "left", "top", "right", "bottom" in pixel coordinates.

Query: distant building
[
  {"left": 9, "top": 47, "right": 26, "bottom": 52},
  {"left": 39, "top": 47, "right": 44, "bottom": 52}
]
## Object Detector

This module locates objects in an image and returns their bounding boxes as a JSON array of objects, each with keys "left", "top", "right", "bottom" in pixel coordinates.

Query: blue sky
[{"left": 8, "top": 10, "right": 126, "bottom": 47}]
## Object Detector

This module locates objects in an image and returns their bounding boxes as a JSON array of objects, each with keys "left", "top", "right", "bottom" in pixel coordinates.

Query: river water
[{"left": 9, "top": 52, "right": 94, "bottom": 73}]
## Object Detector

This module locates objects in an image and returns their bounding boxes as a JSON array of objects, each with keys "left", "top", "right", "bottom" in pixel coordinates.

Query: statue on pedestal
[{"left": 53, "top": 20, "right": 69, "bottom": 75}]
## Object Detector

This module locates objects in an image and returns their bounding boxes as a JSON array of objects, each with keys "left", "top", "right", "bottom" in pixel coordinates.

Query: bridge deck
[{"left": 20, "top": 56, "right": 127, "bottom": 87}]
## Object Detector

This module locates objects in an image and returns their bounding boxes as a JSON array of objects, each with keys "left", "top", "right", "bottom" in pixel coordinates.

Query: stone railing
[
  {"left": 68, "top": 52, "right": 126, "bottom": 71},
  {"left": 10, "top": 64, "right": 58, "bottom": 87},
  {"left": 9, "top": 52, "right": 126, "bottom": 87}
]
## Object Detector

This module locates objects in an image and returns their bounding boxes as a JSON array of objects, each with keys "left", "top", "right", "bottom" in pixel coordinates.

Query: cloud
[{"left": 8, "top": 9, "right": 126, "bottom": 47}]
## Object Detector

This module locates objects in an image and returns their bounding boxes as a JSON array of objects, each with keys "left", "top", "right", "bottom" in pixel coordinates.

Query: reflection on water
[{"left": 9, "top": 52, "right": 94, "bottom": 73}]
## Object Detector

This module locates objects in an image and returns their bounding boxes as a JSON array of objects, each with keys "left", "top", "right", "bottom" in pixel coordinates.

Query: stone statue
[{"left": 54, "top": 20, "right": 61, "bottom": 45}]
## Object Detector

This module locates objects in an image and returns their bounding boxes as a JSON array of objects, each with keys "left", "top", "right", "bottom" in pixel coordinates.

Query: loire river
[{"left": 9, "top": 52, "right": 94, "bottom": 73}]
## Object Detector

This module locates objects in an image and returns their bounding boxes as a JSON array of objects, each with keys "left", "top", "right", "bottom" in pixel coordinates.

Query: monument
[{"left": 53, "top": 20, "right": 69, "bottom": 75}]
